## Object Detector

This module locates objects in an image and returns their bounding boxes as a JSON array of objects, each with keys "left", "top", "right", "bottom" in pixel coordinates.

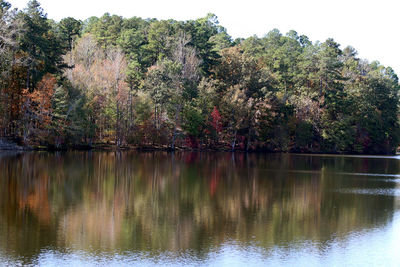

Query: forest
[{"left": 0, "top": 0, "right": 399, "bottom": 154}]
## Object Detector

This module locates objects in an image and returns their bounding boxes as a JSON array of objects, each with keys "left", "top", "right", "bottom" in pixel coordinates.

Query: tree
[
  {"left": 22, "top": 73, "right": 56, "bottom": 143},
  {"left": 353, "top": 64, "right": 400, "bottom": 154},
  {"left": 145, "top": 20, "right": 176, "bottom": 64},
  {"left": 182, "top": 13, "right": 230, "bottom": 75},
  {"left": 213, "top": 46, "right": 273, "bottom": 150},
  {"left": 19, "top": 0, "right": 64, "bottom": 90},
  {"left": 101, "top": 48, "right": 128, "bottom": 146},
  {"left": 0, "top": 0, "right": 24, "bottom": 135},
  {"left": 145, "top": 33, "right": 201, "bottom": 149},
  {"left": 58, "top": 17, "right": 82, "bottom": 52},
  {"left": 87, "top": 13, "right": 123, "bottom": 50}
]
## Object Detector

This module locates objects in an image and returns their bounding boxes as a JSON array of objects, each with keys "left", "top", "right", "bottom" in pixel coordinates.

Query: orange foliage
[
  {"left": 18, "top": 174, "right": 51, "bottom": 224},
  {"left": 22, "top": 74, "right": 57, "bottom": 142}
]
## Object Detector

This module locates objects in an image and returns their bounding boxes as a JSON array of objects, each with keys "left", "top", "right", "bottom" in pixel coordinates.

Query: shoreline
[{"left": 0, "top": 143, "right": 397, "bottom": 156}]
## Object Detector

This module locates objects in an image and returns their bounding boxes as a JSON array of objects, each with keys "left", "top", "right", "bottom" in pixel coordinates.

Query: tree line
[{"left": 1, "top": 0, "right": 399, "bottom": 153}]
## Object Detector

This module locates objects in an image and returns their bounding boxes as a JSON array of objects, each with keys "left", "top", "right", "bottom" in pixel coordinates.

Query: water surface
[{"left": 0, "top": 152, "right": 399, "bottom": 266}]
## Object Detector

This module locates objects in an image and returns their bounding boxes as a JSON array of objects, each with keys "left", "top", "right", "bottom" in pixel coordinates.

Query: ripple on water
[
  {"left": 336, "top": 188, "right": 400, "bottom": 196},
  {"left": 338, "top": 172, "right": 400, "bottom": 178}
]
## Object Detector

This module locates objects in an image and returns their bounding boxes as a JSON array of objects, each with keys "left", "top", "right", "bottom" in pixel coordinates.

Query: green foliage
[
  {"left": 182, "top": 103, "right": 205, "bottom": 137},
  {"left": 19, "top": 0, "right": 65, "bottom": 89},
  {"left": 86, "top": 13, "right": 123, "bottom": 49},
  {"left": 58, "top": 17, "right": 82, "bottom": 51},
  {"left": 182, "top": 14, "right": 231, "bottom": 75},
  {"left": 0, "top": 2, "right": 399, "bottom": 153},
  {"left": 295, "top": 120, "right": 314, "bottom": 149}
]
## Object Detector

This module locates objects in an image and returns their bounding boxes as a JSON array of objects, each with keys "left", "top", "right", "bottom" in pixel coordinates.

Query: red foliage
[
  {"left": 185, "top": 135, "right": 198, "bottom": 148},
  {"left": 211, "top": 106, "right": 222, "bottom": 133}
]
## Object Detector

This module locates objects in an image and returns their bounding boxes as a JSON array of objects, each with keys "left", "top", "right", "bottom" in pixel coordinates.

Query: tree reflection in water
[{"left": 0, "top": 152, "right": 397, "bottom": 264}]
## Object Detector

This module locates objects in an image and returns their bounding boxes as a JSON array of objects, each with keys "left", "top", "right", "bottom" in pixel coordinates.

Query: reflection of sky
[
  {"left": 2, "top": 217, "right": 400, "bottom": 267},
  {"left": 1, "top": 212, "right": 400, "bottom": 267},
  {"left": 396, "top": 181, "right": 400, "bottom": 210},
  {"left": 337, "top": 188, "right": 400, "bottom": 196},
  {"left": 212, "top": 215, "right": 400, "bottom": 266}
]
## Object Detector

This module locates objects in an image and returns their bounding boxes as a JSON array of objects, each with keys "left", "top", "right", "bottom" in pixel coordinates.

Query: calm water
[{"left": 0, "top": 152, "right": 399, "bottom": 266}]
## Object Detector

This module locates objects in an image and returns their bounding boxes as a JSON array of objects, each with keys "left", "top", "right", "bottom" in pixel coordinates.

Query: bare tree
[
  {"left": 65, "top": 35, "right": 129, "bottom": 145},
  {"left": 169, "top": 32, "right": 201, "bottom": 149}
]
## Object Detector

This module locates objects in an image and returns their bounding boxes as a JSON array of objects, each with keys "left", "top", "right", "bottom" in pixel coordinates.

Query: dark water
[{"left": 0, "top": 152, "right": 399, "bottom": 266}]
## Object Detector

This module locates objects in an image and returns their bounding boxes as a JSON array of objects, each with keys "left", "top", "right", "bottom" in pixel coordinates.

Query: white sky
[{"left": 8, "top": 0, "right": 400, "bottom": 75}]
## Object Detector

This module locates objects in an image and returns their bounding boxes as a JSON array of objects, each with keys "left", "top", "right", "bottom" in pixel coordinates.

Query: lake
[{"left": 0, "top": 151, "right": 399, "bottom": 266}]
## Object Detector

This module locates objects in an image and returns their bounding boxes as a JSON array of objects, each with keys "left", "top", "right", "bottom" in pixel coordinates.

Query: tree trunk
[
  {"left": 26, "top": 68, "right": 30, "bottom": 90},
  {"left": 116, "top": 101, "right": 120, "bottom": 147},
  {"left": 246, "top": 128, "right": 252, "bottom": 151},
  {"left": 129, "top": 86, "right": 133, "bottom": 131},
  {"left": 246, "top": 118, "right": 253, "bottom": 151},
  {"left": 171, "top": 105, "right": 181, "bottom": 150},
  {"left": 171, "top": 126, "right": 177, "bottom": 150},
  {"left": 231, "top": 129, "right": 237, "bottom": 151},
  {"left": 154, "top": 105, "right": 158, "bottom": 129}
]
